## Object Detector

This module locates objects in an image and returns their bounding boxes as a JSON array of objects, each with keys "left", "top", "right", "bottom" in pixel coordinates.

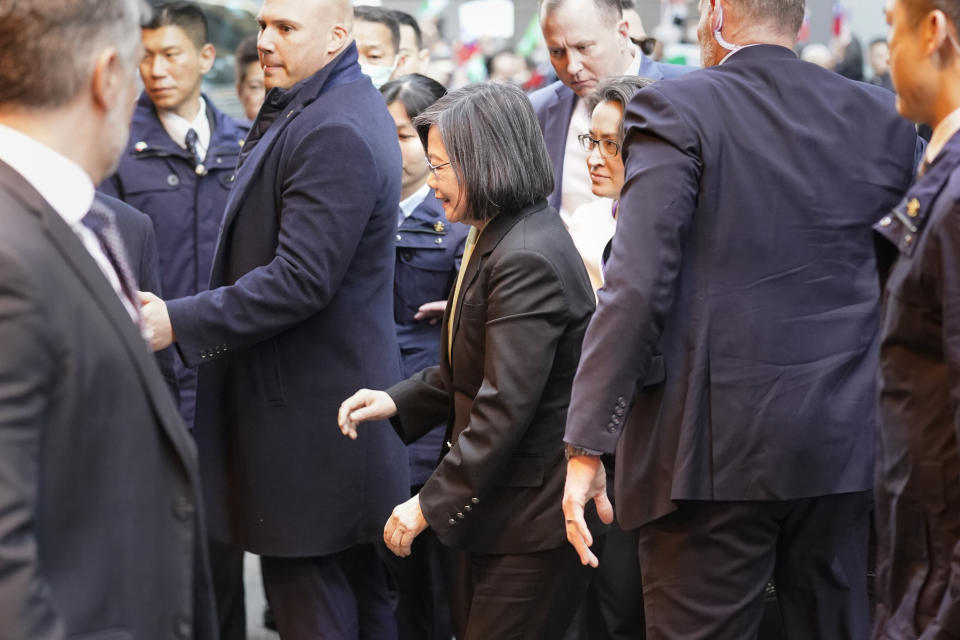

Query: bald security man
[{"left": 138, "top": 0, "right": 409, "bottom": 637}]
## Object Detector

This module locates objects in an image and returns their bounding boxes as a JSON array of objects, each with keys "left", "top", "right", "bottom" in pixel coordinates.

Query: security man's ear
[
  {"left": 91, "top": 46, "right": 124, "bottom": 113},
  {"left": 199, "top": 43, "right": 217, "bottom": 75},
  {"left": 328, "top": 23, "right": 350, "bottom": 55}
]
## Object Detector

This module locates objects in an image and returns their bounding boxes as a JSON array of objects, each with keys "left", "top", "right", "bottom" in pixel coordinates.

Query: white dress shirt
[
  {"left": 158, "top": 97, "right": 211, "bottom": 159},
  {"left": 0, "top": 123, "right": 138, "bottom": 322},
  {"left": 399, "top": 183, "right": 431, "bottom": 225},
  {"left": 568, "top": 197, "right": 617, "bottom": 294}
]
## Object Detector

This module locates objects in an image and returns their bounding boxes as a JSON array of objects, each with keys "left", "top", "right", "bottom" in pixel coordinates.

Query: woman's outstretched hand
[{"left": 337, "top": 389, "right": 398, "bottom": 439}]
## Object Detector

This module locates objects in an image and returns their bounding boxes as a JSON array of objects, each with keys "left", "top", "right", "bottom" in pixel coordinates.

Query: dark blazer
[
  {"left": 0, "top": 161, "right": 215, "bottom": 639},
  {"left": 874, "top": 131, "right": 960, "bottom": 638},
  {"left": 165, "top": 43, "right": 409, "bottom": 557},
  {"left": 564, "top": 45, "right": 921, "bottom": 530},
  {"left": 98, "top": 192, "right": 179, "bottom": 398},
  {"left": 395, "top": 193, "right": 469, "bottom": 486},
  {"left": 388, "top": 201, "right": 595, "bottom": 555},
  {"left": 528, "top": 53, "right": 692, "bottom": 211},
  {"left": 100, "top": 94, "right": 247, "bottom": 432}
]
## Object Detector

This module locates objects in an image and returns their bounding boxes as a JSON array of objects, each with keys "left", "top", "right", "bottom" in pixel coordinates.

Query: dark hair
[
  {"left": 413, "top": 82, "right": 554, "bottom": 223},
  {"left": 540, "top": 0, "right": 622, "bottom": 27},
  {"left": 235, "top": 34, "right": 259, "bottom": 84},
  {"left": 869, "top": 36, "right": 888, "bottom": 49},
  {"left": 144, "top": 1, "right": 209, "bottom": 49},
  {"left": 380, "top": 74, "right": 446, "bottom": 120},
  {"left": 0, "top": 0, "right": 145, "bottom": 108},
  {"left": 485, "top": 49, "right": 524, "bottom": 78},
  {"left": 353, "top": 5, "right": 400, "bottom": 54},
  {"left": 619, "top": 0, "right": 636, "bottom": 8},
  {"left": 393, "top": 10, "right": 423, "bottom": 50},
  {"left": 584, "top": 75, "right": 652, "bottom": 141}
]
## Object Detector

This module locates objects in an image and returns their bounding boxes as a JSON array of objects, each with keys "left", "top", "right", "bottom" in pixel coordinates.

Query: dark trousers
[
  {"left": 209, "top": 539, "right": 246, "bottom": 640},
  {"left": 260, "top": 544, "right": 397, "bottom": 640},
  {"left": 384, "top": 528, "right": 452, "bottom": 640},
  {"left": 590, "top": 522, "right": 646, "bottom": 639},
  {"left": 636, "top": 491, "right": 871, "bottom": 640},
  {"left": 443, "top": 544, "right": 593, "bottom": 640}
]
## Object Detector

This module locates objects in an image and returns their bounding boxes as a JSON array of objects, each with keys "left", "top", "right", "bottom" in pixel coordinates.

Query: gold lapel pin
[
  {"left": 906, "top": 198, "right": 920, "bottom": 218},
  {"left": 434, "top": 221, "right": 445, "bottom": 232}
]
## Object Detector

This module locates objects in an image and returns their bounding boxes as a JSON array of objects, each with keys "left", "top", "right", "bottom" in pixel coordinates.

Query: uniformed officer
[
  {"left": 874, "top": 0, "right": 960, "bottom": 635},
  {"left": 97, "top": 3, "right": 248, "bottom": 638},
  {"left": 381, "top": 73, "right": 467, "bottom": 640}
]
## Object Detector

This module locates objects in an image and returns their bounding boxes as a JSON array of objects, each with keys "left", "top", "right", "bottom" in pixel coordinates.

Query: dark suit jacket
[
  {"left": 874, "top": 131, "right": 960, "bottom": 638},
  {"left": 98, "top": 192, "right": 179, "bottom": 398},
  {"left": 564, "top": 45, "right": 921, "bottom": 530},
  {"left": 388, "top": 201, "right": 595, "bottom": 554},
  {"left": 528, "top": 53, "right": 692, "bottom": 211},
  {"left": 395, "top": 193, "right": 469, "bottom": 486},
  {"left": 165, "top": 43, "right": 409, "bottom": 556},
  {"left": 0, "top": 161, "right": 215, "bottom": 639}
]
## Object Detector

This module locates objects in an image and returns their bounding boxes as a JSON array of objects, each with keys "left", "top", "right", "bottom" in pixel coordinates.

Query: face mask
[
  {"left": 361, "top": 58, "right": 397, "bottom": 89},
  {"left": 713, "top": 3, "right": 742, "bottom": 53}
]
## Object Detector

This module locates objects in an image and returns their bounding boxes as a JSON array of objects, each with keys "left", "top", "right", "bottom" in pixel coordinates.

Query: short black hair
[
  {"left": 393, "top": 10, "right": 423, "bottom": 51},
  {"left": 353, "top": 5, "right": 400, "bottom": 54},
  {"left": 584, "top": 75, "right": 653, "bottom": 141},
  {"left": 144, "top": 1, "right": 209, "bottom": 49},
  {"left": 380, "top": 73, "right": 446, "bottom": 120},
  {"left": 413, "top": 82, "right": 554, "bottom": 223},
  {"left": 869, "top": 36, "right": 888, "bottom": 49},
  {"left": 235, "top": 34, "right": 259, "bottom": 84}
]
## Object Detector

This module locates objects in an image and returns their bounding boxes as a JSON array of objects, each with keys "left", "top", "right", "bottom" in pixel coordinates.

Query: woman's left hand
[{"left": 384, "top": 494, "right": 429, "bottom": 557}]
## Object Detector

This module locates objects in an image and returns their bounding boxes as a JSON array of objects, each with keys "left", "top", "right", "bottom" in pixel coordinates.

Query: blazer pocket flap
[
  {"left": 496, "top": 453, "right": 544, "bottom": 487},
  {"left": 642, "top": 354, "right": 665, "bottom": 387}
]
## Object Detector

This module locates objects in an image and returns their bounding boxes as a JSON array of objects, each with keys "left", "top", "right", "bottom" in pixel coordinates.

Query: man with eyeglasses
[{"left": 530, "top": 0, "right": 691, "bottom": 229}]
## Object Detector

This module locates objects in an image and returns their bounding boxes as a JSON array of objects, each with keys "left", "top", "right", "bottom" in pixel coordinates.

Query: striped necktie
[{"left": 82, "top": 200, "right": 141, "bottom": 324}]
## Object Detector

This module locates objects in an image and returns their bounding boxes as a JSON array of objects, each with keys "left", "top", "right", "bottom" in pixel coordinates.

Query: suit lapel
[
  {"left": 0, "top": 161, "right": 197, "bottom": 474},
  {"left": 544, "top": 86, "right": 577, "bottom": 210},
  {"left": 447, "top": 204, "right": 541, "bottom": 354}
]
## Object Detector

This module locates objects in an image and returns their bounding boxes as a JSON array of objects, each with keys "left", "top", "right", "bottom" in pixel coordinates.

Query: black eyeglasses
[
  {"left": 577, "top": 134, "right": 621, "bottom": 158},
  {"left": 425, "top": 159, "right": 451, "bottom": 177},
  {"left": 631, "top": 36, "right": 658, "bottom": 56}
]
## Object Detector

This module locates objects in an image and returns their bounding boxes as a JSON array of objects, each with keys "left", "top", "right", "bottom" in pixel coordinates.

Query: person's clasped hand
[{"left": 138, "top": 291, "right": 174, "bottom": 351}]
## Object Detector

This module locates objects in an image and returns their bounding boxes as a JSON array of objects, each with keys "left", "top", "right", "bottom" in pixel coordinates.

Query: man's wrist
[{"left": 565, "top": 443, "right": 603, "bottom": 460}]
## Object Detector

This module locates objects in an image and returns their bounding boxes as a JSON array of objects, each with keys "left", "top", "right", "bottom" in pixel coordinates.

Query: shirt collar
[
  {"left": 624, "top": 44, "right": 642, "bottom": 76},
  {"left": 400, "top": 183, "right": 432, "bottom": 221},
  {"left": 0, "top": 123, "right": 93, "bottom": 224},
  {"left": 718, "top": 43, "right": 765, "bottom": 65},
  {"left": 926, "top": 106, "right": 960, "bottom": 166},
  {"left": 157, "top": 96, "right": 208, "bottom": 149}
]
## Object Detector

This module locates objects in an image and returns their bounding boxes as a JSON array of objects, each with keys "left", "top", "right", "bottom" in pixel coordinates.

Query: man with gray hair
[
  {"left": 0, "top": 0, "right": 216, "bottom": 638},
  {"left": 561, "top": 0, "right": 921, "bottom": 636}
]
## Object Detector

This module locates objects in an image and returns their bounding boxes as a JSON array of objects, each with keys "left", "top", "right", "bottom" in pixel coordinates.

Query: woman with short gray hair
[{"left": 339, "top": 82, "right": 598, "bottom": 638}]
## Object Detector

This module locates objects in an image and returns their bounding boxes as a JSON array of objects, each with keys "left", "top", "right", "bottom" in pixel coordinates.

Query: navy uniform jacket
[
  {"left": 528, "top": 53, "right": 692, "bottom": 212},
  {"left": 388, "top": 202, "right": 595, "bottom": 554},
  {"left": 874, "top": 131, "right": 960, "bottom": 639},
  {"left": 100, "top": 93, "right": 247, "bottom": 431},
  {"left": 395, "top": 193, "right": 469, "bottom": 486},
  {"left": 564, "top": 45, "right": 920, "bottom": 530},
  {"left": 166, "top": 43, "right": 409, "bottom": 556}
]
